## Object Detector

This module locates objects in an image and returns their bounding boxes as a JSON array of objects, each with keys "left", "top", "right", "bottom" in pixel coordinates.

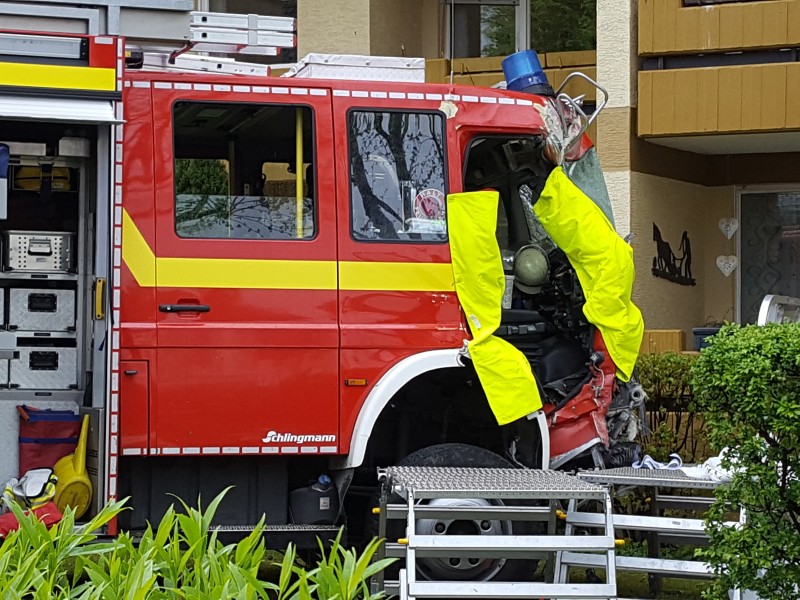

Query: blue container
[
  {"left": 692, "top": 327, "right": 721, "bottom": 350},
  {"left": 502, "top": 50, "right": 554, "bottom": 96}
]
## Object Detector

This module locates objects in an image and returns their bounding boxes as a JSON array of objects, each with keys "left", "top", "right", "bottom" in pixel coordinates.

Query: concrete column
[{"left": 596, "top": 0, "right": 638, "bottom": 237}]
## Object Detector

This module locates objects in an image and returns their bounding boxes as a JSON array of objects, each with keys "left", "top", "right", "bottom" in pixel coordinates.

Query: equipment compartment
[
  {"left": 10, "top": 346, "right": 78, "bottom": 390},
  {"left": 9, "top": 288, "right": 76, "bottom": 332},
  {"left": 3, "top": 231, "right": 76, "bottom": 273}
]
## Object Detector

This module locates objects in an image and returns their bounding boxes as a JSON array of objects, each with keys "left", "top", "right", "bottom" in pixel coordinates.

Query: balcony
[
  {"left": 639, "top": 0, "right": 800, "bottom": 55},
  {"left": 637, "top": 0, "right": 800, "bottom": 152}
]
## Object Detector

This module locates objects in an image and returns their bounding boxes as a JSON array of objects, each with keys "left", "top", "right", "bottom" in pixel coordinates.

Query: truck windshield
[
  {"left": 463, "top": 136, "right": 615, "bottom": 256},
  {"left": 564, "top": 147, "right": 614, "bottom": 226}
]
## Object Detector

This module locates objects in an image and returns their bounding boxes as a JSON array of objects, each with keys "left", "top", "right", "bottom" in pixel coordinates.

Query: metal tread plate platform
[
  {"left": 381, "top": 466, "right": 607, "bottom": 500},
  {"left": 577, "top": 467, "right": 722, "bottom": 489}
]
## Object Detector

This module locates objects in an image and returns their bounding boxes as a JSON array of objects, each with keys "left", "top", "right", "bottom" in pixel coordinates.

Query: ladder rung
[
  {"left": 560, "top": 551, "right": 715, "bottom": 577},
  {"left": 655, "top": 494, "right": 715, "bottom": 510},
  {"left": 190, "top": 28, "right": 294, "bottom": 48},
  {"left": 190, "top": 11, "right": 295, "bottom": 32},
  {"left": 567, "top": 511, "right": 711, "bottom": 534},
  {"left": 409, "top": 534, "right": 615, "bottom": 556},
  {"left": 142, "top": 52, "right": 271, "bottom": 75},
  {"left": 385, "top": 542, "right": 552, "bottom": 561},
  {"left": 567, "top": 511, "right": 738, "bottom": 534},
  {"left": 384, "top": 504, "right": 553, "bottom": 521},
  {"left": 407, "top": 581, "right": 616, "bottom": 598},
  {"left": 188, "top": 43, "right": 279, "bottom": 56}
]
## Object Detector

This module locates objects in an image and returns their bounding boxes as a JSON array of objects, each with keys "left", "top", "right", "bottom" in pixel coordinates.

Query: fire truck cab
[{"left": 0, "top": 0, "right": 645, "bottom": 575}]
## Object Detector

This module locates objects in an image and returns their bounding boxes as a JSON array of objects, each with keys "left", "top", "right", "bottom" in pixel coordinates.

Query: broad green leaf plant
[{"left": 0, "top": 488, "right": 395, "bottom": 599}]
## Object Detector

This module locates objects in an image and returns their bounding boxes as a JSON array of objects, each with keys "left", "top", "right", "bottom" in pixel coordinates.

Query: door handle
[{"left": 159, "top": 304, "right": 211, "bottom": 313}]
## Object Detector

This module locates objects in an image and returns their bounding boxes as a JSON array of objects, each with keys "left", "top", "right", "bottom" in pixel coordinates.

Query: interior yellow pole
[{"left": 295, "top": 108, "right": 303, "bottom": 239}]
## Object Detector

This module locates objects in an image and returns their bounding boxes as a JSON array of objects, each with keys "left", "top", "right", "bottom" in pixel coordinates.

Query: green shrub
[
  {"left": 692, "top": 323, "right": 800, "bottom": 599},
  {"left": 0, "top": 489, "right": 395, "bottom": 599},
  {"left": 636, "top": 351, "right": 708, "bottom": 462}
]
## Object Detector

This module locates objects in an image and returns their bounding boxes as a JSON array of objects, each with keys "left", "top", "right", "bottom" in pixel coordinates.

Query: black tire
[{"left": 365, "top": 443, "right": 541, "bottom": 583}]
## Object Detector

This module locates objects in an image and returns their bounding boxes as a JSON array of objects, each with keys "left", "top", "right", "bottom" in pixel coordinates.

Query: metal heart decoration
[
  {"left": 719, "top": 217, "right": 738, "bottom": 239},
  {"left": 716, "top": 255, "right": 738, "bottom": 277}
]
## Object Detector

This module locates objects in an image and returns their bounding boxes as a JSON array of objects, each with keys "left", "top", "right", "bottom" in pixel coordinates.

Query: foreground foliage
[
  {"left": 0, "top": 489, "right": 393, "bottom": 599},
  {"left": 692, "top": 323, "right": 800, "bottom": 599}
]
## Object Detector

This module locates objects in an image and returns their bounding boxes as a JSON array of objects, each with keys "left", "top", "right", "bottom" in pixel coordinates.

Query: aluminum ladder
[
  {"left": 560, "top": 467, "right": 746, "bottom": 600},
  {"left": 375, "top": 465, "right": 618, "bottom": 599},
  {"left": 0, "top": 1, "right": 294, "bottom": 50}
]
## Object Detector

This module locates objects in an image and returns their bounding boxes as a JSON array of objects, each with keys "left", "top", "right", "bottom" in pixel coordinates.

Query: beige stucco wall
[
  {"left": 298, "top": 0, "right": 441, "bottom": 58},
  {"left": 629, "top": 172, "right": 735, "bottom": 338},
  {"left": 369, "top": 0, "right": 422, "bottom": 57},
  {"left": 420, "top": 0, "right": 442, "bottom": 59},
  {"left": 298, "top": 0, "right": 371, "bottom": 56}
]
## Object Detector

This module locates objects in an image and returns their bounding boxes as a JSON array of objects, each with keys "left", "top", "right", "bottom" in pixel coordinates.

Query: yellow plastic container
[{"left": 53, "top": 414, "right": 92, "bottom": 519}]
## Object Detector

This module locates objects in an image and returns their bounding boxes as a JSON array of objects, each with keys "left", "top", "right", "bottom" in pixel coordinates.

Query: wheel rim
[{"left": 414, "top": 497, "right": 511, "bottom": 581}]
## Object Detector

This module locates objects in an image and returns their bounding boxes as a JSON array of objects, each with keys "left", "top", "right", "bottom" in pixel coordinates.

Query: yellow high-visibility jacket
[
  {"left": 534, "top": 167, "right": 644, "bottom": 381},
  {"left": 448, "top": 190, "right": 542, "bottom": 426}
]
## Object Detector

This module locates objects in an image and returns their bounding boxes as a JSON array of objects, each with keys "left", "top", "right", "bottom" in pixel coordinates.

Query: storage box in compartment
[
  {"left": 10, "top": 347, "right": 77, "bottom": 390},
  {"left": 9, "top": 289, "right": 76, "bottom": 332},
  {"left": 3, "top": 231, "right": 76, "bottom": 273}
]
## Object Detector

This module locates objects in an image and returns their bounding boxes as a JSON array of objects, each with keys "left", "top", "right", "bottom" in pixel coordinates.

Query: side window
[
  {"left": 173, "top": 102, "right": 315, "bottom": 240},
  {"left": 348, "top": 111, "right": 447, "bottom": 242}
]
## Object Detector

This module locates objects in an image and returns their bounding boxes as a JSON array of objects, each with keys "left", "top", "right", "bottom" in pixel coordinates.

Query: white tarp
[{"left": 283, "top": 53, "right": 425, "bottom": 83}]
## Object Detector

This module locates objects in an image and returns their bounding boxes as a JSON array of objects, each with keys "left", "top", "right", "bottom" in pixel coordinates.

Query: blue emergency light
[{"left": 502, "top": 50, "right": 554, "bottom": 96}]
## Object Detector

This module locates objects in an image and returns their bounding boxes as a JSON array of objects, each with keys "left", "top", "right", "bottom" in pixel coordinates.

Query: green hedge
[
  {"left": 693, "top": 323, "right": 800, "bottom": 599},
  {"left": 636, "top": 351, "right": 708, "bottom": 463}
]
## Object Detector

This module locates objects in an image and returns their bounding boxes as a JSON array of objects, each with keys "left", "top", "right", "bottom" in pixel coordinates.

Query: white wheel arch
[
  {"left": 331, "top": 348, "right": 552, "bottom": 470},
  {"left": 331, "top": 348, "right": 464, "bottom": 470}
]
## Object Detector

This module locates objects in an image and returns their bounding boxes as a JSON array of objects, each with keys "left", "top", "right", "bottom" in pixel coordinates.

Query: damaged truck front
[{"left": 351, "top": 52, "right": 646, "bottom": 582}]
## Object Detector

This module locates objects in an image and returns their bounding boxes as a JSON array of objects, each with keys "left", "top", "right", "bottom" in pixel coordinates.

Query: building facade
[
  {"left": 599, "top": 0, "right": 800, "bottom": 340},
  {"left": 298, "top": 0, "right": 800, "bottom": 347},
  {"left": 213, "top": 0, "right": 800, "bottom": 342}
]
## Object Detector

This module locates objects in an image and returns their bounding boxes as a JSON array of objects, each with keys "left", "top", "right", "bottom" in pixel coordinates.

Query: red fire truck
[{"left": 0, "top": 0, "right": 645, "bottom": 584}]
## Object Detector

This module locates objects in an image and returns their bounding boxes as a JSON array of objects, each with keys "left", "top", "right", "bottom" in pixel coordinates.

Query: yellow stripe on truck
[
  {"left": 122, "top": 210, "right": 156, "bottom": 287},
  {"left": 339, "top": 261, "right": 455, "bottom": 292},
  {"left": 121, "top": 209, "right": 455, "bottom": 292},
  {"left": 159, "top": 257, "right": 338, "bottom": 290},
  {"left": 0, "top": 62, "right": 116, "bottom": 92}
]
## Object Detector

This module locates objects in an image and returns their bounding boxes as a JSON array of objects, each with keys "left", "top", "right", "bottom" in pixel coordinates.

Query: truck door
[
  {"left": 150, "top": 82, "right": 339, "bottom": 454},
  {"left": 334, "top": 101, "right": 464, "bottom": 445}
]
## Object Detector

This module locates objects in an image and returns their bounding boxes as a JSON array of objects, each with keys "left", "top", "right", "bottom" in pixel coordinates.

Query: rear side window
[
  {"left": 348, "top": 111, "right": 447, "bottom": 242},
  {"left": 173, "top": 102, "right": 315, "bottom": 240}
]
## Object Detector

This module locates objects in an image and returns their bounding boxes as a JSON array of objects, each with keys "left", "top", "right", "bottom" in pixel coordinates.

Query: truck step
[{"left": 209, "top": 524, "right": 341, "bottom": 549}]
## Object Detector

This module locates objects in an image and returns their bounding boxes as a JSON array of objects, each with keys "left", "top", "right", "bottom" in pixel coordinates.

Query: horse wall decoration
[{"left": 652, "top": 223, "right": 696, "bottom": 286}]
